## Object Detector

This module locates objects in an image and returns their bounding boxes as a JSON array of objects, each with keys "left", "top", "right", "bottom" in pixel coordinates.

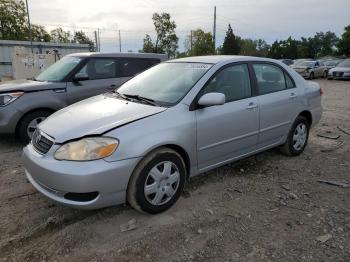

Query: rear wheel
[
  {"left": 309, "top": 72, "right": 314, "bottom": 79},
  {"left": 127, "top": 147, "right": 186, "bottom": 214},
  {"left": 281, "top": 116, "right": 310, "bottom": 156},
  {"left": 322, "top": 71, "right": 327, "bottom": 78},
  {"left": 17, "top": 110, "right": 52, "bottom": 143}
]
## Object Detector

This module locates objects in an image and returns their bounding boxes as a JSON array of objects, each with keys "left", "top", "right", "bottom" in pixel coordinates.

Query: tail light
[{"left": 319, "top": 88, "right": 323, "bottom": 96}]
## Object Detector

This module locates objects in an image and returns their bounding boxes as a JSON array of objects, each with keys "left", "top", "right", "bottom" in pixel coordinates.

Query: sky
[{"left": 27, "top": 0, "right": 350, "bottom": 52}]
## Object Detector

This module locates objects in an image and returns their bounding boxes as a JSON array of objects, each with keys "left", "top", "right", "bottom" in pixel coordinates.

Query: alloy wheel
[{"left": 292, "top": 123, "right": 307, "bottom": 151}]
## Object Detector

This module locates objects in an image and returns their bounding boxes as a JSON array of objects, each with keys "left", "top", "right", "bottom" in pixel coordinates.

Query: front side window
[
  {"left": 36, "top": 56, "right": 81, "bottom": 82},
  {"left": 253, "top": 64, "right": 289, "bottom": 95},
  {"left": 120, "top": 59, "right": 153, "bottom": 77},
  {"left": 201, "top": 64, "right": 252, "bottom": 102},
  {"left": 76, "top": 59, "right": 117, "bottom": 80},
  {"left": 117, "top": 62, "right": 212, "bottom": 106}
]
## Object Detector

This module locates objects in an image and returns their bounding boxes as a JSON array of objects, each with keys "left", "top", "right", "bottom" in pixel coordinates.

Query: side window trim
[{"left": 250, "top": 61, "right": 296, "bottom": 96}]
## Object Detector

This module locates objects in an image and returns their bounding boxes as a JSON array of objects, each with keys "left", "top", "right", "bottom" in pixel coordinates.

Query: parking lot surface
[{"left": 0, "top": 79, "right": 349, "bottom": 262}]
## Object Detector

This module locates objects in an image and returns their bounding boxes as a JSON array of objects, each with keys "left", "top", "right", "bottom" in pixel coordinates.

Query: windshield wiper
[{"left": 122, "top": 94, "right": 159, "bottom": 106}]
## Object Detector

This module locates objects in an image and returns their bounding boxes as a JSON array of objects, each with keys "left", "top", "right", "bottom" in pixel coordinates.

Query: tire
[
  {"left": 309, "top": 72, "right": 314, "bottom": 80},
  {"left": 322, "top": 71, "right": 327, "bottom": 78},
  {"left": 17, "top": 110, "right": 52, "bottom": 143},
  {"left": 280, "top": 116, "right": 310, "bottom": 156},
  {"left": 127, "top": 147, "right": 186, "bottom": 214}
]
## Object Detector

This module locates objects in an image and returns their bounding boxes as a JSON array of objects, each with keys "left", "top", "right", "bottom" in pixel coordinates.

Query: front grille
[
  {"left": 333, "top": 71, "right": 344, "bottom": 77},
  {"left": 32, "top": 130, "right": 54, "bottom": 154}
]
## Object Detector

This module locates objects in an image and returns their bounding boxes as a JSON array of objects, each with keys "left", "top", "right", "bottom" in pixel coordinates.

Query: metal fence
[{"left": 0, "top": 40, "right": 90, "bottom": 80}]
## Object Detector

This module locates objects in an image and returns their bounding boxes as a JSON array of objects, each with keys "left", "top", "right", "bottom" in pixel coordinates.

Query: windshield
[
  {"left": 117, "top": 62, "right": 212, "bottom": 106},
  {"left": 300, "top": 61, "right": 315, "bottom": 67},
  {"left": 337, "top": 61, "right": 350, "bottom": 67},
  {"left": 36, "top": 56, "right": 82, "bottom": 82},
  {"left": 325, "top": 61, "right": 339, "bottom": 66}
]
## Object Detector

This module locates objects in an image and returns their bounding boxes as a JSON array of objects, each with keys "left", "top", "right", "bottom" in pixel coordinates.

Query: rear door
[
  {"left": 252, "top": 63, "right": 301, "bottom": 149},
  {"left": 66, "top": 58, "right": 120, "bottom": 104},
  {"left": 118, "top": 58, "right": 160, "bottom": 86},
  {"left": 195, "top": 63, "right": 259, "bottom": 171}
]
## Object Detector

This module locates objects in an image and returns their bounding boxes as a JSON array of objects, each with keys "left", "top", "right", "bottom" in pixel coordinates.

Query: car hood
[
  {"left": 38, "top": 94, "right": 167, "bottom": 143},
  {"left": 293, "top": 66, "right": 308, "bottom": 71},
  {"left": 330, "top": 67, "right": 350, "bottom": 73},
  {"left": 0, "top": 79, "right": 65, "bottom": 93}
]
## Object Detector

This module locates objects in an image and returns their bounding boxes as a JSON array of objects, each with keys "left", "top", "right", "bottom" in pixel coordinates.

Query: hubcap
[
  {"left": 293, "top": 123, "right": 307, "bottom": 151},
  {"left": 27, "top": 117, "right": 46, "bottom": 139},
  {"left": 144, "top": 161, "right": 180, "bottom": 206}
]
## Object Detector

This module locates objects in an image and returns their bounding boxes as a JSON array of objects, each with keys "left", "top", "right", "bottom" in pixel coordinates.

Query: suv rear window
[{"left": 120, "top": 59, "right": 155, "bottom": 77}]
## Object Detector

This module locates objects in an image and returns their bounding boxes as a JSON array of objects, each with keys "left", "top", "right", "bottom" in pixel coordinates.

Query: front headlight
[
  {"left": 55, "top": 137, "right": 119, "bottom": 161},
  {"left": 0, "top": 92, "right": 24, "bottom": 106}
]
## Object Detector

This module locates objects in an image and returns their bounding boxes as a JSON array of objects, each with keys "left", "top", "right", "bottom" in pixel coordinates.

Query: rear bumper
[
  {"left": 23, "top": 144, "right": 141, "bottom": 209},
  {"left": 0, "top": 104, "right": 22, "bottom": 134}
]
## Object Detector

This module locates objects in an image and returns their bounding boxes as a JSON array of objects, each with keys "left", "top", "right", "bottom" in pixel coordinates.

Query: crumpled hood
[
  {"left": 329, "top": 67, "right": 350, "bottom": 73},
  {"left": 38, "top": 94, "right": 167, "bottom": 143},
  {"left": 0, "top": 79, "right": 65, "bottom": 93}
]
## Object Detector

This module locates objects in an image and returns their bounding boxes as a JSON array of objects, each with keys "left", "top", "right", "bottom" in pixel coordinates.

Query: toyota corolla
[{"left": 23, "top": 56, "right": 322, "bottom": 214}]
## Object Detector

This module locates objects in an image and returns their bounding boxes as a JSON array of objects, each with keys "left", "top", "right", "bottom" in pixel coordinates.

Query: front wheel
[
  {"left": 280, "top": 116, "right": 310, "bottom": 156},
  {"left": 309, "top": 72, "right": 314, "bottom": 79},
  {"left": 17, "top": 110, "right": 52, "bottom": 143},
  {"left": 127, "top": 147, "right": 186, "bottom": 214}
]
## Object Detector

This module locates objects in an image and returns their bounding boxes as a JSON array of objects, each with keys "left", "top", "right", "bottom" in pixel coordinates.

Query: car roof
[
  {"left": 66, "top": 52, "right": 168, "bottom": 60},
  {"left": 167, "top": 55, "right": 280, "bottom": 64}
]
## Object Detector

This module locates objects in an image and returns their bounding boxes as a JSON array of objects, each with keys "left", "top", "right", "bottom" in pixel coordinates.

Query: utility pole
[
  {"left": 97, "top": 28, "right": 101, "bottom": 52},
  {"left": 94, "top": 31, "right": 98, "bottom": 52},
  {"left": 25, "top": 0, "right": 33, "bottom": 53},
  {"left": 118, "top": 30, "right": 122, "bottom": 52},
  {"left": 190, "top": 30, "right": 193, "bottom": 56},
  {"left": 213, "top": 6, "right": 216, "bottom": 53}
]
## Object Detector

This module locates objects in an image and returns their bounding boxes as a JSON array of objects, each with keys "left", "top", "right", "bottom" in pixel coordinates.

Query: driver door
[
  {"left": 66, "top": 58, "right": 121, "bottom": 105},
  {"left": 195, "top": 64, "right": 259, "bottom": 171}
]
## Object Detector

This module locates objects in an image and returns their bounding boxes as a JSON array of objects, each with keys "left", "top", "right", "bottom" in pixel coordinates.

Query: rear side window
[
  {"left": 76, "top": 58, "right": 117, "bottom": 80},
  {"left": 119, "top": 59, "right": 153, "bottom": 77},
  {"left": 253, "top": 64, "right": 291, "bottom": 95},
  {"left": 202, "top": 64, "right": 252, "bottom": 102}
]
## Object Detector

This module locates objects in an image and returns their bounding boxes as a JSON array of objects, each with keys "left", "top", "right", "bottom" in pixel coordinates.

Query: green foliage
[
  {"left": 30, "top": 25, "right": 51, "bottom": 42},
  {"left": 221, "top": 24, "right": 241, "bottom": 55},
  {"left": 142, "top": 13, "right": 178, "bottom": 58},
  {"left": 0, "top": 0, "right": 28, "bottom": 40},
  {"left": 73, "top": 30, "right": 95, "bottom": 51},
  {"left": 185, "top": 29, "right": 214, "bottom": 56},
  {"left": 337, "top": 25, "right": 350, "bottom": 56},
  {"left": 50, "top": 27, "right": 71, "bottom": 43},
  {"left": 141, "top": 34, "right": 155, "bottom": 53},
  {"left": 239, "top": 39, "right": 270, "bottom": 57}
]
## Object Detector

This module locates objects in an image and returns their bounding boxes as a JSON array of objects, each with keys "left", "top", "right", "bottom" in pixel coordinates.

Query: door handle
[
  {"left": 289, "top": 92, "right": 297, "bottom": 99},
  {"left": 246, "top": 102, "right": 258, "bottom": 110},
  {"left": 110, "top": 84, "right": 116, "bottom": 88}
]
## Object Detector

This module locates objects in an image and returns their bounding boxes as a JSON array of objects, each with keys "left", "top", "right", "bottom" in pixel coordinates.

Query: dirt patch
[{"left": 0, "top": 79, "right": 349, "bottom": 262}]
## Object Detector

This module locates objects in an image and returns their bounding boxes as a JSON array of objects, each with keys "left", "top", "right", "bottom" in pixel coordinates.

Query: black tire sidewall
[
  {"left": 286, "top": 116, "right": 310, "bottom": 156},
  {"left": 134, "top": 152, "right": 186, "bottom": 214},
  {"left": 18, "top": 110, "right": 51, "bottom": 143}
]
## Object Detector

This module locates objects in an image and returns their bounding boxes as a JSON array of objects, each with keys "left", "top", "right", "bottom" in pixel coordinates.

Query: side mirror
[
  {"left": 198, "top": 92, "right": 225, "bottom": 107},
  {"left": 72, "top": 76, "right": 89, "bottom": 83}
]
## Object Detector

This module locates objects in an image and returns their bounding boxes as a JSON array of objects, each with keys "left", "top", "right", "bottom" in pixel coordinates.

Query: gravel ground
[{"left": 0, "top": 79, "right": 349, "bottom": 262}]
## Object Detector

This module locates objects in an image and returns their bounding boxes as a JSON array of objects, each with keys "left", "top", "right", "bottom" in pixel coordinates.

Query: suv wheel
[
  {"left": 127, "top": 147, "right": 186, "bottom": 214},
  {"left": 281, "top": 116, "right": 310, "bottom": 156},
  {"left": 17, "top": 110, "right": 52, "bottom": 143}
]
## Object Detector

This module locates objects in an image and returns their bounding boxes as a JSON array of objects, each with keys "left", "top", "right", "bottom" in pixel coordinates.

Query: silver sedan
[{"left": 23, "top": 56, "right": 322, "bottom": 214}]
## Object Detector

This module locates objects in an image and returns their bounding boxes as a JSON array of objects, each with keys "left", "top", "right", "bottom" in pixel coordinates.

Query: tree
[
  {"left": 221, "top": 24, "right": 241, "bottom": 55},
  {"left": 337, "top": 25, "right": 350, "bottom": 56},
  {"left": 185, "top": 29, "right": 214, "bottom": 56},
  {"left": 73, "top": 30, "right": 94, "bottom": 51},
  {"left": 141, "top": 13, "right": 178, "bottom": 58},
  {"left": 50, "top": 27, "right": 71, "bottom": 43},
  {"left": 30, "top": 25, "right": 51, "bottom": 42},
  {"left": 141, "top": 34, "right": 155, "bottom": 53},
  {"left": 0, "top": 0, "right": 27, "bottom": 40}
]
